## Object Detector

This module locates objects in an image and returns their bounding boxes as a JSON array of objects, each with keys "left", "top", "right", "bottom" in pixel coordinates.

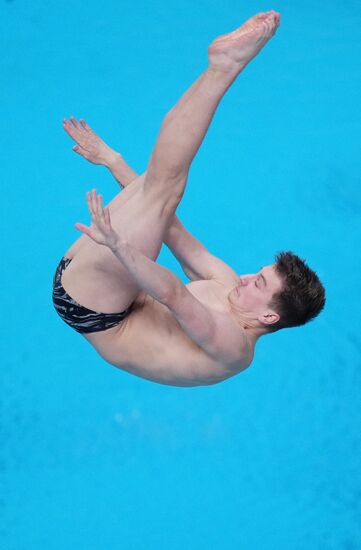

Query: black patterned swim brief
[{"left": 52, "top": 257, "right": 132, "bottom": 334}]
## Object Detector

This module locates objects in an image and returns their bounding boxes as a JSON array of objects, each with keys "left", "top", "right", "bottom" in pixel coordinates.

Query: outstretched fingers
[
  {"left": 63, "top": 117, "right": 82, "bottom": 141},
  {"left": 70, "top": 116, "right": 82, "bottom": 130},
  {"left": 74, "top": 221, "right": 91, "bottom": 236},
  {"left": 63, "top": 115, "right": 91, "bottom": 140},
  {"left": 87, "top": 189, "right": 105, "bottom": 221},
  {"left": 87, "top": 189, "right": 98, "bottom": 218},
  {"left": 75, "top": 188, "right": 117, "bottom": 248},
  {"left": 104, "top": 205, "right": 111, "bottom": 227},
  {"left": 64, "top": 116, "right": 94, "bottom": 136},
  {"left": 75, "top": 190, "right": 103, "bottom": 235},
  {"left": 79, "top": 119, "right": 93, "bottom": 133},
  {"left": 95, "top": 191, "right": 104, "bottom": 219}
]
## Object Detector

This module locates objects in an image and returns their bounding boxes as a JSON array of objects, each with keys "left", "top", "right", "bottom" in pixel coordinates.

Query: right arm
[{"left": 63, "top": 117, "right": 237, "bottom": 282}]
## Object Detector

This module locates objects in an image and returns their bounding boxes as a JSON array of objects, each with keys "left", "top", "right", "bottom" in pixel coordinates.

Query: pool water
[{"left": 1, "top": 1, "right": 361, "bottom": 548}]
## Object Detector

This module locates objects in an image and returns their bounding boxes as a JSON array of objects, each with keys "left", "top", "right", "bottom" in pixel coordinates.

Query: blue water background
[{"left": 1, "top": 0, "right": 361, "bottom": 548}]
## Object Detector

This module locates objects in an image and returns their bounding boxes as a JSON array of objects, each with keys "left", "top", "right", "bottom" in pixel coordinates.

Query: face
[{"left": 228, "top": 264, "right": 284, "bottom": 326}]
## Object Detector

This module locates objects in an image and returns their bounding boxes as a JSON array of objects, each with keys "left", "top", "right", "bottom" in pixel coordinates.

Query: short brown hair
[{"left": 266, "top": 251, "right": 326, "bottom": 333}]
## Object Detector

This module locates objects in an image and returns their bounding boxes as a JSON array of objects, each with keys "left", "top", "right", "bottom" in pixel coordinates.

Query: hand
[
  {"left": 63, "top": 116, "right": 119, "bottom": 167},
  {"left": 75, "top": 189, "right": 119, "bottom": 250}
]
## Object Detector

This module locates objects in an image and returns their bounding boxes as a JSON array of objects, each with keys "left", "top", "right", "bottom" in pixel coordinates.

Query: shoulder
[
  {"left": 184, "top": 278, "right": 250, "bottom": 366},
  {"left": 209, "top": 261, "right": 239, "bottom": 285}
]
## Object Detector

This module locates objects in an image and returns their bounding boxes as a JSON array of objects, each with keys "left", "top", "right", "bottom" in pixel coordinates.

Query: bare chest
[{"left": 86, "top": 287, "right": 247, "bottom": 386}]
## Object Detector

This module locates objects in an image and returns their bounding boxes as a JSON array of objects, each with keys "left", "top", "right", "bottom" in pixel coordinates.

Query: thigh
[
  {"left": 60, "top": 172, "right": 185, "bottom": 313},
  {"left": 63, "top": 174, "right": 145, "bottom": 260}
]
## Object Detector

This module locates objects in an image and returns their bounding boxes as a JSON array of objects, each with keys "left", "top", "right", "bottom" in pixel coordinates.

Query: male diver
[{"left": 53, "top": 11, "right": 326, "bottom": 386}]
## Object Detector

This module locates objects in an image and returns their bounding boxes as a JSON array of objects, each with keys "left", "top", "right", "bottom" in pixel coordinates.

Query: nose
[{"left": 239, "top": 274, "right": 257, "bottom": 286}]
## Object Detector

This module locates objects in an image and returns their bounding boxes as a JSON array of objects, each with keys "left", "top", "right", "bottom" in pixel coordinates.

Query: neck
[{"left": 230, "top": 309, "right": 268, "bottom": 344}]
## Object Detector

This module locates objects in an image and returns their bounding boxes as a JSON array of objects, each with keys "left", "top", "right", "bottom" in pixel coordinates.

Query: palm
[
  {"left": 86, "top": 219, "right": 110, "bottom": 245},
  {"left": 75, "top": 189, "right": 119, "bottom": 250},
  {"left": 76, "top": 134, "right": 104, "bottom": 164},
  {"left": 63, "top": 116, "right": 115, "bottom": 165}
]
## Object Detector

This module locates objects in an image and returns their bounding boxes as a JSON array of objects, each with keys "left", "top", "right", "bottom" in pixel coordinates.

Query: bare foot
[{"left": 208, "top": 11, "right": 281, "bottom": 72}]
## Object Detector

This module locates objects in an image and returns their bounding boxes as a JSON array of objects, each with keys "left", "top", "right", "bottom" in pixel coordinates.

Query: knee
[
  {"left": 146, "top": 156, "right": 189, "bottom": 187},
  {"left": 162, "top": 186, "right": 185, "bottom": 217},
  {"left": 142, "top": 169, "right": 188, "bottom": 207}
]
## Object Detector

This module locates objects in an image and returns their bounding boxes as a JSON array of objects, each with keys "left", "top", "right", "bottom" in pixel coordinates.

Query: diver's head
[{"left": 228, "top": 251, "right": 326, "bottom": 335}]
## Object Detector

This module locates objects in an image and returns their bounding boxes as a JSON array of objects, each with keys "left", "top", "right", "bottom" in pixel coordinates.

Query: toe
[{"left": 256, "top": 12, "right": 271, "bottom": 21}]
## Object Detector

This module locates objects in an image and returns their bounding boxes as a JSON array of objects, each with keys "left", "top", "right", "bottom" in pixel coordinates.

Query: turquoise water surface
[{"left": 1, "top": 1, "right": 361, "bottom": 548}]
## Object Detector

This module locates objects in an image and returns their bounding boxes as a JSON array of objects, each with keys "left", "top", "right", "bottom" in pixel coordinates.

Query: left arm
[
  {"left": 112, "top": 238, "right": 184, "bottom": 307},
  {"left": 111, "top": 239, "right": 219, "bottom": 352}
]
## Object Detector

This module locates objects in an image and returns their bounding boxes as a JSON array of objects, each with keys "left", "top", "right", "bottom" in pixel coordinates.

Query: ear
[{"left": 258, "top": 310, "right": 280, "bottom": 326}]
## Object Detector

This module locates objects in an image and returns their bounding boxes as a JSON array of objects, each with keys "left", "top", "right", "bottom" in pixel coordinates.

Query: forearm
[
  {"left": 110, "top": 239, "right": 181, "bottom": 305},
  {"left": 163, "top": 216, "right": 204, "bottom": 279},
  {"left": 107, "top": 153, "right": 139, "bottom": 188}
]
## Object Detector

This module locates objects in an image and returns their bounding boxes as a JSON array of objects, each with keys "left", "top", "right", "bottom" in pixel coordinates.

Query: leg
[
  {"left": 143, "top": 11, "right": 280, "bottom": 189},
  {"left": 62, "top": 12, "right": 280, "bottom": 314},
  {"left": 65, "top": 11, "right": 280, "bottom": 261},
  {"left": 65, "top": 62, "right": 239, "bottom": 262}
]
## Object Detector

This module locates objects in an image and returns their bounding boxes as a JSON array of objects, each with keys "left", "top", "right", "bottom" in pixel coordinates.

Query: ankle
[
  {"left": 203, "top": 64, "right": 242, "bottom": 94},
  {"left": 206, "top": 62, "right": 244, "bottom": 81}
]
